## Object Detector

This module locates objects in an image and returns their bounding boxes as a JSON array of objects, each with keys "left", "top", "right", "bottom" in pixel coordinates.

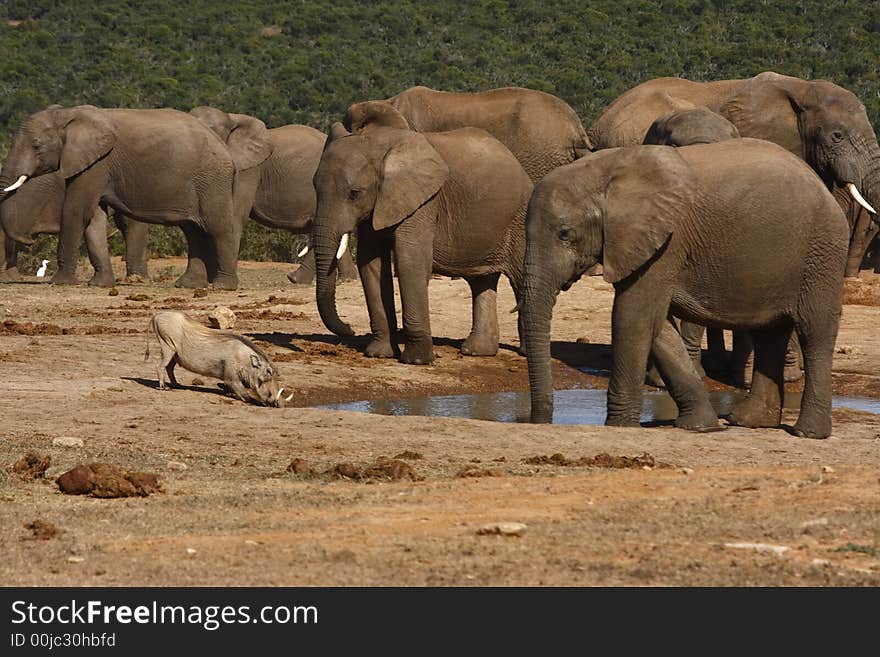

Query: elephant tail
[{"left": 572, "top": 128, "right": 594, "bottom": 160}]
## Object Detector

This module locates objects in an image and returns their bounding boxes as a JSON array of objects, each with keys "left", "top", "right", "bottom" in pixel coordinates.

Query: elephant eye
[
  {"left": 348, "top": 188, "right": 363, "bottom": 201},
  {"left": 830, "top": 130, "right": 844, "bottom": 143},
  {"left": 558, "top": 228, "right": 574, "bottom": 242}
]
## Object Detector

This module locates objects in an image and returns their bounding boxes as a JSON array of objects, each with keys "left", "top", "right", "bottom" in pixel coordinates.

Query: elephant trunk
[
  {"left": 314, "top": 223, "right": 354, "bottom": 337},
  {"left": 522, "top": 248, "right": 558, "bottom": 424}
]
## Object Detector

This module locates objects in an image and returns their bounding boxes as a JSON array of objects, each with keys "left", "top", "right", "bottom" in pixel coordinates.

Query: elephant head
[
  {"left": 643, "top": 107, "right": 740, "bottom": 146},
  {"left": 312, "top": 105, "right": 449, "bottom": 336},
  {"left": 0, "top": 105, "right": 115, "bottom": 194},
  {"left": 720, "top": 72, "right": 880, "bottom": 216},
  {"left": 189, "top": 106, "right": 272, "bottom": 171},
  {"left": 0, "top": 171, "right": 66, "bottom": 245},
  {"left": 522, "top": 146, "right": 690, "bottom": 422}
]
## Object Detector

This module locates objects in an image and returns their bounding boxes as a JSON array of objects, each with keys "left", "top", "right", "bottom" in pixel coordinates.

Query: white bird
[{"left": 36, "top": 260, "right": 49, "bottom": 277}]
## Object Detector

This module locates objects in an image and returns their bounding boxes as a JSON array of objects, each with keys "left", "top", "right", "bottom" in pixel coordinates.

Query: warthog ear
[{"left": 250, "top": 354, "right": 260, "bottom": 368}]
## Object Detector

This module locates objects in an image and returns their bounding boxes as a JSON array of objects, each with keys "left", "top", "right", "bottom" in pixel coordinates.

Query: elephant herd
[{"left": 2, "top": 71, "right": 878, "bottom": 440}]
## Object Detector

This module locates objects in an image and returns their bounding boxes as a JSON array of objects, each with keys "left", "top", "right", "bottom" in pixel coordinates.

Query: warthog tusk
[
  {"left": 284, "top": 392, "right": 294, "bottom": 402},
  {"left": 275, "top": 387, "right": 284, "bottom": 402},
  {"left": 297, "top": 245, "right": 309, "bottom": 258},
  {"left": 848, "top": 183, "right": 877, "bottom": 214},
  {"left": 4, "top": 175, "right": 27, "bottom": 192},
  {"left": 336, "top": 233, "right": 349, "bottom": 260}
]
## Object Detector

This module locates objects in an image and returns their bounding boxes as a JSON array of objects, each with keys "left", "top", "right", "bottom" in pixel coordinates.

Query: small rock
[
  {"left": 52, "top": 437, "right": 83, "bottom": 448},
  {"left": 193, "top": 288, "right": 208, "bottom": 298},
  {"left": 244, "top": 540, "right": 260, "bottom": 546},
  {"left": 576, "top": 336, "right": 591, "bottom": 344},
  {"left": 67, "top": 556, "right": 85, "bottom": 563},
  {"left": 191, "top": 378, "right": 204, "bottom": 386},
  {"left": 108, "top": 287, "right": 119, "bottom": 296},
  {"left": 821, "top": 465, "right": 835, "bottom": 474},
  {"left": 166, "top": 460, "right": 188, "bottom": 471},
  {"left": 723, "top": 542, "right": 789, "bottom": 557},
  {"left": 812, "top": 558, "right": 830, "bottom": 566},
  {"left": 477, "top": 522, "right": 527, "bottom": 537},
  {"left": 836, "top": 345, "right": 855, "bottom": 355},
  {"left": 800, "top": 517, "right": 829, "bottom": 529},
  {"left": 679, "top": 467, "right": 695, "bottom": 475},
  {"left": 208, "top": 306, "right": 236, "bottom": 329},
  {"left": 186, "top": 548, "right": 197, "bottom": 555}
]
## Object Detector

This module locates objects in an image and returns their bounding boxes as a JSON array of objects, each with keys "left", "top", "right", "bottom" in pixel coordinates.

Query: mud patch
[
  {"left": 12, "top": 452, "right": 51, "bottom": 480},
  {"left": 22, "top": 519, "right": 61, "bottom": 541},
  {"left": 456, "top": 466, "right": 505, "bottom": 478},
  {"left": 288, "top": 457, "right": 421, "bottom": 482},
  {"left": 843, "top": 278, "right": 880, "bottom": 306},
  {"left": 235, "top": 309, "right": 308, "bottom": 321},
  {"left": 0, "top": 321, "right": 140, "bottom": 336},
  {"left": 231, "top": 295, "right": 307, "bottom": 310},
  {"left": 393, "top": 450, "right": 424, "bottom": 460},
  {"left": 56, "top": 463, "right": 163, "bottom": 498},
  {"left": 524, "top": 452, "right": 669, "bottom": 469}
]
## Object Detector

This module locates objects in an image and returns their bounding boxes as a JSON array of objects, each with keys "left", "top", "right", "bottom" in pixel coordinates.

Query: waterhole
[{"left": 317, "top": 389, "right": 880, "bottom": 425}]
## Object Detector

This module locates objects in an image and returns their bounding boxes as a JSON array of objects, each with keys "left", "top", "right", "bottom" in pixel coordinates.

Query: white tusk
[
  {"left": 4, "top": 175, "right": 27, "bottom": 192},
  {"left": 297, "top": 245, "right": 309, "bottom": 258},
  {"left": 847, "top": 183, "right": 876, "bottom": 214},
  {"left": 275, "top": 387, "right": 284, "bottom": 402},
  {"left": 284, "top": 392, "right": 294, "bottom": 402},
  {"left": 336, "top": 233, "right": 350, "bottom": 260}
]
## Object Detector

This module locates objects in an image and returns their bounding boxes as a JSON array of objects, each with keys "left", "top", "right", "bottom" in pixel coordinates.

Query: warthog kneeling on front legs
[{"left": 145, "top": 310, "right": 293, "bottom": 407}]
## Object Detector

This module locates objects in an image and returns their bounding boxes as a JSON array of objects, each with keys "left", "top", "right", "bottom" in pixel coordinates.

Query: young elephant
[
  {"left": 522, "top": 139, "right": 848, "bottom": 439},
  {"left": 313, "top": 102, "right": 533, "bottom": 364},
  {"left": 146, "top": 311, "right": 292, "bottom": 406}
]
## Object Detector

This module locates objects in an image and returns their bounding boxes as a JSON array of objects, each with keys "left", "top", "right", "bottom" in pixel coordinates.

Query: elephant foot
[
  {"left": 287, "top": 268, "right": 315, "bottom": 285},
  {"left": 460, "top": 333, "right": 499, "bottom": 357},
  {"left": 400, "top": 339, "right": 434, "bottom": 365},
  {"left": 791, "top": 415, "right": 831, "bottom": 440},
  {"left": 174, "top": 271, "right": 209, "bottom": 289},
  {"left": 605, "top": 414, "right": 641, "bottom": 427},
  {"left": 50, "top": 271, "right": 80, "bottom": 286},
  {"left": 88, "top": 271, "right": 117, "bottom": 287},
  {"left": 784, "top": 363, "right": 804, "bottom": 383},
  {"left": 365, "top": 338, "right": 396, "bottom": 359},
  {"left": 674, "top": 404, "right": 720, "bottom": 431},
  {"left": 211, "top": 273, "right": 239, "bottom": 291},
  {"left": 729, "top": 395, "right": 781, "bottom": 429}
]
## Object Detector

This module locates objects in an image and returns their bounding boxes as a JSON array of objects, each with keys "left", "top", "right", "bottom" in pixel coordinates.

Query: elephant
[
  {"left": 0, "top": 169, "right": 150, "bottom": 285},
  {"left": 641, "top": 107, "right": 803, "bottom": 386},
  {"left": 345, "top": 85, "right": 591, "bottom": 183},
  {"left": 522, "top": 139, "right": 848, "bottom": 439},
  {"left": 313, "top": 101, "right": 534, "bottom": 365},
  {"left": 188, "top": 107, "right": 358, "bottom": 285},
  {"left": 0, "top": 105, "right": 243, "bottom": 289},
  {"left": 587, "top": 72, "right": 880, "bottom": 276}
]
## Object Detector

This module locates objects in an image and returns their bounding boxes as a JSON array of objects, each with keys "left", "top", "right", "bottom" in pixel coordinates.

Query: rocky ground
[{"left": 1, "top": 257, "right": 878, "bottom": 586}]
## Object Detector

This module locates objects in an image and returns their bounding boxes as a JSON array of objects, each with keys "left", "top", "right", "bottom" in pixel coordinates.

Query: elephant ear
[
  {"left": 58, "top": 106, "right": 116, "bottom": 180},
  {"left": 227, "top": 113, "right": 272, "bottom": 171},
  {"left": 373, "top": 133, "right": 449, "bottom": 231},
  {"left": 719, "top": 71, "right": 803, "bottom": 156},
  {"left": 602, "top": 146, "right": 690, "bottom": 284},
  {"left": 345, "top": 100, "right": 410, "bottom": 134}
]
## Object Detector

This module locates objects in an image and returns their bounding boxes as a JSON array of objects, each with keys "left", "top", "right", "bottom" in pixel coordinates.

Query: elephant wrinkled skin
[{"left": 522, "top": 139, "right": 848, "bottom": 439}]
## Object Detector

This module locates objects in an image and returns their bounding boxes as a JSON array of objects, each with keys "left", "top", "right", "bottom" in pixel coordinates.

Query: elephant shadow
[{"left": 549, "top": 341, "right": 613, "bottom": 378}]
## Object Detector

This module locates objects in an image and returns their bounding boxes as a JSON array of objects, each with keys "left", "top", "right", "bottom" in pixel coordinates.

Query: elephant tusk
[
  {"left": 510, "top": 301, "right": 522, "bottom": 314},
  {"left": 847, "top": 183, "right": 877, "bottom": 214},
  {"left": 3, "top": 175, "right": 27, "bottom": 192},
  {"left": 336, "top": 233, "right": 350, "bottom": 260},
  {"left": 297, "top": 245, "right": 309, "bottom": 258}
]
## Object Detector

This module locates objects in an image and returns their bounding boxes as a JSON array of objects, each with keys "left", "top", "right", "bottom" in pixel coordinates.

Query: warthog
[{"left": 145, "top": 310, "right": 293, "bottom": 406}]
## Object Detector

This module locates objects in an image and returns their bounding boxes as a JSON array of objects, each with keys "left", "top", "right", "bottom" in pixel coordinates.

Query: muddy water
[{"left": 317, "top": 389, "right": 880, "bottom": 424}]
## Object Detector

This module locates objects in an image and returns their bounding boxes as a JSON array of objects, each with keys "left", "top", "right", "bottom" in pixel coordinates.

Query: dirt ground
[{"left": 1, "top": 256, "right": 878, "bottom": 586}]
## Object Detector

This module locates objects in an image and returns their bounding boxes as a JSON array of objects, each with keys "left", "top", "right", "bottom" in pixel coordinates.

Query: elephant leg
[
  {"left": 0, "top": 234, "right": 21, "bottom": 282},
  {"left": 792, "top": 322, "right": 837, "bottom": 439},
  {"left": 461, "top": 273, "right": 501, "bottom": 356},
  {"left": 731, "top": 330, "right": 754, "bottom": 389},
  {"left": 114, "top": 214, "right": 150, "bottom": 279},
  {"left": 729, "top": 326, "right": 790, "bottom": 428},
  {"left": 679, "top": 320, "right": 707, "bottom": 378},
  {"left": 784, "top": 333, "right": 804, "bottom": 382},
  {"left": 358, "top": 226, "right": 398, "bottom": 359},
  {"left": 650, "top": 316, "right": 718, "bottom": 430},
  {"left": 288, "top": 248, "right": 316, "bottom": 285},
  {"left": 53, "top": 192, "right": 97, "bottom": 285},
  {"left": 394, "top": 222, "right": 434, "bottom": 365},
  {"left": 337, "top": 247, "right": 359, "bottom": 281},
  {"left": 174, "top": 222, "right": 210, "bottom": 289},
  {"left": 644, "top": 359, "right": 666, "bottom": 388},
  {"left": 84, "top": 207, "right": 116, "bottom": 287}
]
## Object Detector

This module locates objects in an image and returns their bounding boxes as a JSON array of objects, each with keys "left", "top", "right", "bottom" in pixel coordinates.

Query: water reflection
[{"left": 318, "top": 389, "right": 880, "bottom": 425}]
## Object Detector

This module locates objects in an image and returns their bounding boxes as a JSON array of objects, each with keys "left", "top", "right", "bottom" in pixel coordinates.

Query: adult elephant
[
  {"left": 0, "top": 105, "right": 242, "bottom": 289},
  {"left": 588, "top": 72, "right": 879, "bottom": 275},
  {"left": 0, "top": 169, "right": 151, "bottom": 285},
  {"left": 188, "top": 107, "right": 357, "bottom": 285},
  {"left": 522, "top": 140, "right": 848, "bottom": 439},
  {"left": 313, "top": 102, "right": 533, "bottom": 364},
  {"left": 345, "top": 85, "right": 591, "bottom": 182}
]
